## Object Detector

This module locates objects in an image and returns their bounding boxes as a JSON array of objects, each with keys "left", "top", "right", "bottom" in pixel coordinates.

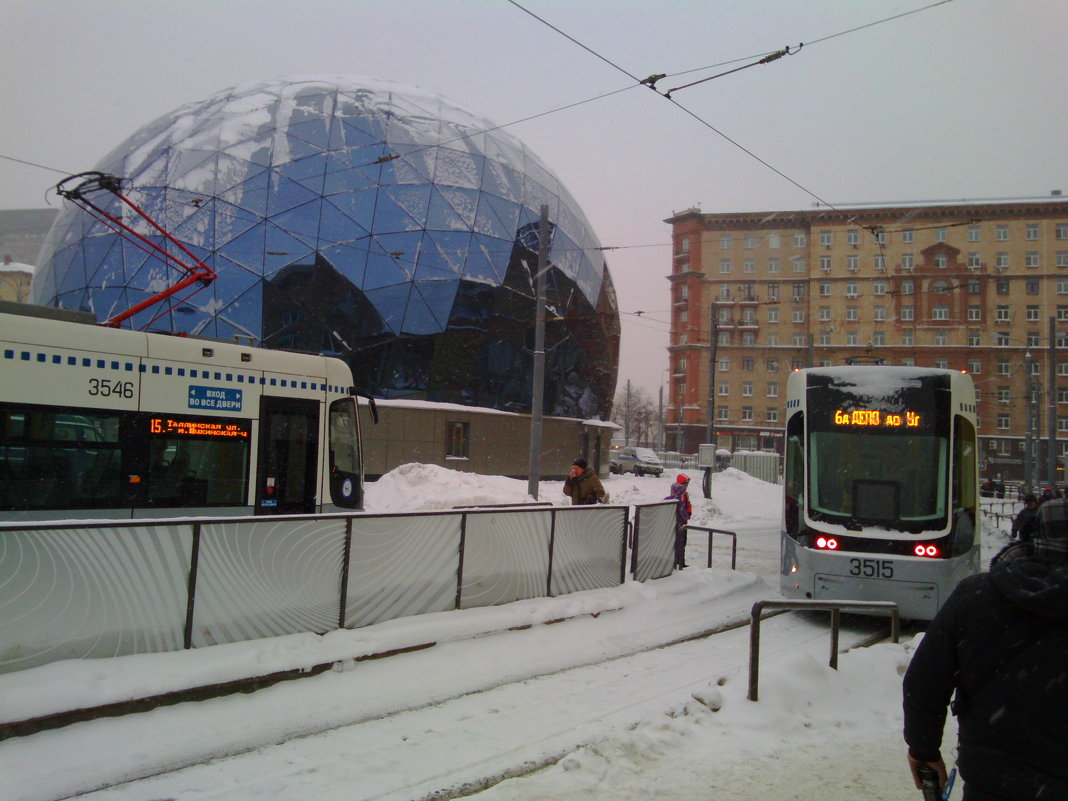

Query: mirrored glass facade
[{"left": 34, "top": 77, "right": 620, "bottom": 418}]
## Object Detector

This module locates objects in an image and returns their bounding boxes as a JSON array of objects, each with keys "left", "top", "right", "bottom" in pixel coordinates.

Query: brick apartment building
[{"left": 665, "top": 195, "right": 1068, "bottom": 485}]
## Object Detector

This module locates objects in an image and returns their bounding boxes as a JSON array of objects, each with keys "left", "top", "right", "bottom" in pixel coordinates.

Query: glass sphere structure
[{"left": 34, "top": 76, "right": 620, "bottom": 418}]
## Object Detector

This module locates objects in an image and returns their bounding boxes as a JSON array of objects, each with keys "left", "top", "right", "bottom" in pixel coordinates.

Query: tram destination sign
[{"left": 832, "top": 409, "right": 921, "bottom": 428}]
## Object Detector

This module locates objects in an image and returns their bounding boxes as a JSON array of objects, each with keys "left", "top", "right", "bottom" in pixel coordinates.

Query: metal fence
[{"left": 0, "top": 501, "right": 678, "bottom": 674}]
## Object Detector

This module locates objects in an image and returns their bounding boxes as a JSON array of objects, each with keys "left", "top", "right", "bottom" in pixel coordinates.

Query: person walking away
[
  {"left": 902, "top": 496, "right": 1068, "bottom": 800},
  {"left": 1011, "top": 494, "right": 1039, "bottom": 541},
  {"left": 666, "top": 473, "right": 692, "bottom": 569},
  {"left": 562, "top": 458, "right": 608, "bottom": 505}
]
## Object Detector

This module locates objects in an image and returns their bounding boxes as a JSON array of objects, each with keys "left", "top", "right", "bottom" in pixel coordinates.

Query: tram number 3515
[{"left": 849, "top": 558, "right": 894, "bottom": 579}]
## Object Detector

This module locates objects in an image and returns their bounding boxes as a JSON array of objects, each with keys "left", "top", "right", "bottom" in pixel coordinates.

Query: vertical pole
[
  {"left": 527, "top": 205, "right": 549, "bottom": 500},
  {"left": 1025, "top": 351, "right": 1034, "bottom": 494},
  {"left": 658, "top": 383, "right": 664, "bottom": 452},
  {"left": 706, "top": 301, "right": 717, "bottom": 445},
  {"left": 1049, "top": 316, "right": 1059, "bottom": 491}
]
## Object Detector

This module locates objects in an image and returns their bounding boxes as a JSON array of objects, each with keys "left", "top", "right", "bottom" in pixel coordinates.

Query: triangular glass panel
[
  {"left": 218, "top": 222, "right": 267, "bottom": 275},
  {"left": 321, "top": 242, "right": 368, "bottom": 286},
  {"left": 375, "top": 186, "right": 431, "bottom": 233},
  {"left": 278, "top": 154, "right": 327, "bottom": 195},
  {"left": 263, "top": 224, "right": 314, "bottom": 279},
  {"left": 363, "top": 250, "right": 412, "bottom": 292},
  {"left": 285, "top": 118, "right": 332, "bottom": 151},
  {"left": 461, "top": 233, "right": 507, "bottom": 285},
  {"left": 265, "top": 173, "right": 322, "bottom": 216},
  {"left": 363, "top": 283, "right": 412, "bottom": 336},
  {"left": 473, "top": 193, "right": 520, "bottom": 240},
  {"left": 218, "top": 169, "right": 271, "bottom": 218},
  {"left": 419, "top": 230, "right": 470, "bottom": 278},
  {"left": 433, "top": 147, "right": 484, "bottom": 191},
  {"left": 270, "top": 198, "right": 324, "bottom": 244},
  {"left": 408, "top": 279, "right": 459, "bottom": 334}
]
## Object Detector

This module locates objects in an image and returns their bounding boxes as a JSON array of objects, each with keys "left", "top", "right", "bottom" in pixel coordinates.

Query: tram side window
[
  {"left": 951, "top": 415, "right": 978, "bottom": 554},
  {"left": 0, "top": 406, "right": 125, "bottom": 510},
  {"left": 784, "top": 412, "right": 804, "bottom": 535},
  {"left": 146, "top": 417, "right": 250, "bottom": 507}
]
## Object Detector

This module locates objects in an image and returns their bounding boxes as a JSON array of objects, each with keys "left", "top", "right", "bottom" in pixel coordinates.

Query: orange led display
[
  {"left": 833, "top": 409, "right": 921, "bottom": 428},
  {"left": 148, "top": 416, "right": 250, "bottom": 439}
]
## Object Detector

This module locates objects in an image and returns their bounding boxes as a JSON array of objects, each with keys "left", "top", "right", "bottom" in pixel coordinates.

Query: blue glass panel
[
  {"left": 281, "top": 132, "right": 324, "bottom": 163},
  {"left": 408, "top": 279, "right": 458, "bottom": 333},
  {"left": 473, "top": 193, "right": 520, "bottom": 240},
  {"left": 209, "top": 153, "right": 257, "bottom": 196},
  {"left": 166, "top": 148, "right": 218, "bottom": 187},
  {"left": 79, "top": 235, "right": 121, "bottom": 288},
  {"left": 270, "top": 199, "right": 323, "bottom": 246},
  {"left": 218, "top": 169, "right": 271, "bottom": 219},
  {"left": 363, "top": 251, "right": 411, "bottom": 292},
  {"left": 172, "top": 203, "right": 216, "bottom": 252},
  {"left": 402, "top": 281, "right": 453, "bottom": 335},
  {"left": 392, "top": 150, "right": 435, "bottom": 186},
  {"left": 461, "top": 233, "right": 507, "bottom": 284},
  {"left": 213, "top": 282, "right": 264, "bottom": 341},
  {"left": 266, "top": 174, "right": 321, "bottom": 216},
  {"left": 338, "top": 117, "right": 387, "bottom": 150},
  {"left": 322, "top": 191, "right": 375, "bottom": 237},
  {"left": 363, "top": 283, "right": 411, "bottom": 335},
  {"left": 285, "top": 118, "right": 331, "bottom": 151},
  {"left": 420, "top": 231, "right": 470, "bottom": 278},
  {"left": 263, "top": 226, "right": 314, "bottom": 278},
  {"left": 374, "top": 186, "right": 431, "bottom": 233},
  {"left": 481, "top": 159, "right": 524, "bottom": 203},
  {"left": 278, "top": 154, "right": 327, "bottom": 195},
  {"left": 208, "top": 253, "right": 261, "bottom": 308},
  {"left": 321, "top": 242, "right": 367, "bottom": 285},
  {"left": 322, "top": 151, "right": 377, "bottom": 194},
  {"left": 218, "top": 222, "right": 267, "bottom": 274},
  {"left": 427, "top": 186, "right": 479, "bottom": 231},
  {"left": 316, "top": 198, "right": 363, "bottom": 247}
]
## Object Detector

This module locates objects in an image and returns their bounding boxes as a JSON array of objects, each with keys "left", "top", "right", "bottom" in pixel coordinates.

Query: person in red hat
[{"left": 666, "top": 473, "right": 692, "bottom": 569}]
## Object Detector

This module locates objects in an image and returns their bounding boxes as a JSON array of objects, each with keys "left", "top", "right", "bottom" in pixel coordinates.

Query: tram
[
  {"left": 780, "top": 365, "right": 980, "bottom": 620},
  {"left": 0, "top": 302, "right": 369, "bottom": 521}
]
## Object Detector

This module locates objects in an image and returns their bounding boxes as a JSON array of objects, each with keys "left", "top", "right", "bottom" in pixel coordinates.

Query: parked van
[{"left": 610, "top": 446, "right": 664, "bottom": 477}]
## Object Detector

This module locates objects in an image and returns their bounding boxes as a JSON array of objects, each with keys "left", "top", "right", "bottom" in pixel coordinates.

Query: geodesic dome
[{"left": 34, "top": 76, "right": 620, "bottom": 418}]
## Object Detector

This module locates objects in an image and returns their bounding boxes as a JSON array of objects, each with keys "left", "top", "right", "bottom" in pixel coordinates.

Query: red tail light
[
  {"left": 815, "top": 536, "right": 839, "bottom": 550},
  {"left": 914, "top": 544, "right": 940, "bottom": 557}
]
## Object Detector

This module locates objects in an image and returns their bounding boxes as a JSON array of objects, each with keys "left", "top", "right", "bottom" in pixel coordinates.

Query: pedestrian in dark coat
[
  {"left": 666, "top": 473, "right": 692, "bottom": 569},
  {"left": 562, "top": 458, "right": 608, "bottom": 505},
  {"left": 1011, "top": 494, "right": 1039, "bottom": 541},
  {"left": 902, "top": 497, "right": 1068, "bottom": 801}
]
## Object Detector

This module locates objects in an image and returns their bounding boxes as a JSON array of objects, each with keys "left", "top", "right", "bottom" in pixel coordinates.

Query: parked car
[{"left": 610, "top": 446, "right": 664, "bottom": 477}]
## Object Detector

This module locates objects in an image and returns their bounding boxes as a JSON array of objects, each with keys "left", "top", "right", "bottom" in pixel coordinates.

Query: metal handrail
[
  {"left": 684, "top": 524, "right": 738, "bottom": 570},
  {"left": 747, "top": 599, "right": 900, "bottom": 702}
]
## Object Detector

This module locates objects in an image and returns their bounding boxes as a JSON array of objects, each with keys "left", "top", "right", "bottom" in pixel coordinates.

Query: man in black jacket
[{"left": 902, "top": 497, "right": 1068, "bottom": 800}]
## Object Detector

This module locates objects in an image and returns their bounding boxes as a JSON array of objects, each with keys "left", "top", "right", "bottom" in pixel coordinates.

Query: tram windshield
[{"left": 805, "top": 371, "right": 952, "bottom": 531}]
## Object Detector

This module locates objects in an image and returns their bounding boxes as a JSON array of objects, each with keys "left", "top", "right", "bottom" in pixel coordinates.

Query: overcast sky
[{"left": 2, "top": 0, "right": 1065, "bottom": 398}]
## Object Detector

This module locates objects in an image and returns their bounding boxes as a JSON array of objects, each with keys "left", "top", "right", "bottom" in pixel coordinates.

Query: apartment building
[{"left": 665, "top": 196, "right": 1068, "bottom": 484}]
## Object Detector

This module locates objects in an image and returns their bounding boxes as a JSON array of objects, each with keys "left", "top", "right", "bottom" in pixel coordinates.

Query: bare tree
[{"left": 611, "top": 383, "right": 658, "bottom": 447}]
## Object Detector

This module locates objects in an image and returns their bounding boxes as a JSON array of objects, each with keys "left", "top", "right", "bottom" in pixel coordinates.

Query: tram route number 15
[{"left": 849, "top": 558, "right": 894, "bottom": 579}]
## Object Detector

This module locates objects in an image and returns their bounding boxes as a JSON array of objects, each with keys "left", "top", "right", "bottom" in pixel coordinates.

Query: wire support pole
[{"left": 527, "top": 204, "right": 550, "bottom": 500}]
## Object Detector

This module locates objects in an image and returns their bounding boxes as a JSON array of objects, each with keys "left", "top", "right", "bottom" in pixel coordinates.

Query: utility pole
[
  {"left": 1025, "top": 351, "right": 1034, "bottom": 494},
  {"left": 706, "top": 301, "right": 718, "bottom": 444},
  {"left": 527, "top": 205, "right": 549, "bottom": 500},
  {"left": 1049, "top": 316, "right": 1058, "bottom": 490}
]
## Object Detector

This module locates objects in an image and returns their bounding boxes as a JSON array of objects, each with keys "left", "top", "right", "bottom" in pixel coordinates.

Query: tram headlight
[{"left": 914, "top": 544, "right": 941, "bottom": 558}]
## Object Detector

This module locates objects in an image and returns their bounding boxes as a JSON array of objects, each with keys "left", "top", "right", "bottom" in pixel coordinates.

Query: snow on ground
[{"left": 0, "top": 467, "right": 1013, "bottom": 801}]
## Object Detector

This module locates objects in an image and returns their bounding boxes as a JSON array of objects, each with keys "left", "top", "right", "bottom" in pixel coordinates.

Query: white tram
[
  {"left": 780, "top": 366, "right": 981, "bottom": 620},
  {"left": 0, "top": 303, "right": 368, "bottom": 521}
]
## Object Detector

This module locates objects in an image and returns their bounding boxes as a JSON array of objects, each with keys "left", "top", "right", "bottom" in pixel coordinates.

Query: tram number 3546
[{"left": 849, "top": 558, "right": 894, "bottom": 579}]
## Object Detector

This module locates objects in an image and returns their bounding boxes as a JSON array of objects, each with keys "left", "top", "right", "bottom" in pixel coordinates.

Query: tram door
[{"left": 256, "top": 397, "right": 319, "bottom": 514}]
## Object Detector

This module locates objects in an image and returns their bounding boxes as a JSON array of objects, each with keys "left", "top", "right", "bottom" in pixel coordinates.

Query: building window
[
  {"left": 872, "top": 331, "right": 886, "bottom": 346},
  {"left": 819, "top": 306, "right": 831, "bottom": 322},
  {"left": 743, "top": 331, "right": 756, "bottom": 346},
  {"left": 721, "top": 236, "right": 732, "bottom": 249},
  {"left": 874, "top": 254, "right": 885, "bottom": 271},
  {"left": 902, "top": 229, "right": 914, "bottom": 243},
  {"left": 902, "top": 253, "right": 914, "bottom": 270},
  {"left": 792, "top": 308, "right": 805, "bottom": 323},
  {"left": 1057, "top": 223, "right": 1068, "bottom": 239},
  {"left": 996, "top": 278, "right": 1009, "bottom": 294},
  {"left": 766, "top": 407, "right": 779, "bottom": 423},
  {"left": 968, "top": 252, "right": 981, "bottom": 268},
  {"left": 742, "top": 381, "right": 754, "bottom": 396},
  {"left": 767, "top": 307, "right": 780, "bottom": 323},
  {"left": 741, "top": 406, "right": 754, "bottom": 422},
  {"left": 1027, "top": 305, "right": 1040, "bottom": 322},
  {"left": 792, "top": 257, "right": 805, "bottom": 273},
  {"left": 968, "top": 305, "right": 981, "bottom": 321},
  {"left": 794, "top": 232, "right": 806, "bottom": 247},
  {"left": 792, "top": 282, "right": 805, "bottom": 300},
  {"left": 968, "top": 329, "right": 981, "bottom": 346},
  {"left": 793, "top": 334, "right": 805, "bottom": 346},
  {"left": 1027, "top": 332, "right": 1040, "bottom": 347},
  {"left": 873, "top": 280, "right": 887, "bottom": 296},
  {"left": 745, "top": 234, "right": 756, "bottom": 249},
  {"left": 902, "top": 279, "right": 914, "bottom": 294},
  {"left": 997, "top": 414, "right": 1010, "bottom": 430},
  {"left": 819, "top": 281, "right": 831, "bottom": 296},
  {"left": 767, "top": 382, "right": 779, "bottom": 398},
  {"left": 680, "top": 237, "right": 690, "bottom": 253},
  {"left": 768, "top": 257, "right": 780, "bottom": 273},
  {"left": 874, "top": 305, "right": 887, "bottom": 321},
  {"left": 1059, "top": 305, "right": 1068, "bottom": 322},
  {"left": 819, "top": 331, "right": 832, "bottom": 346},
  {"left": 446, "top": 421, "right": 470, "bottom": 458},
  {"left": 1026, "top": 224, "right": 1039, "bottom": 240},
  {"left": 846, "top": 306, "right": 859, "bottom": 322},
  {"left": 720, "top": 259, "right": 732, "bottom": 274},
  {"left": 767, "top": 357, "right": 780, "bottom": 371},
  {"left": 968, "top": 358, "right": 981, "bottom": 374},
  {"left": 967, "top": 225, "right": 980, "bottom": 242},
  {"left": 719, "top": 285, "right": 731, "bottom": 300},
  {"left": 846, "top": 331, "right": 858, "bottom": 346},
  {"left": 902, "top": 355, "right": 915, "bottom": 365},
  {"left": 968, "top": 278, "right": 981, "bottom": 294},
  {"left": 742, "top": 356, "right": 754, "bottom": 371},
  {"left": 935, "top": 227, "right": 947, "bottom": 242},
  {"left": 1026, "top": 278, "right": 1040, "bottom": 294},
  {"left": 995, "top": 305, "right": 1010, "bottom": 322},
  {"left": 935, "top": 332, "right": 948, "bottom": 347},
  {"left": 1026, "top": 252, "right": 1040, "bottom": 268},
  {"left": 997, "top": 386, "right": 1010, "bottom": 403},
  {"left": 935, "top": 357, "right": 948, "bottom": 368},
  {"left": 996, "top": 252, "right": 1010, "bottom": 269},
  {"left": 847, "top": 254, "right": 859, "bottom": 271},
  {"left": 719, "top": 357, "right": 730, "bottom": 372},
  {"left": 845, "top": 281, "right": 858, "bottom": 298},
  {"left": 996, "top": 224, "right": 1008, "bottom": 241},
  {"left": 820, "top": 230, "right": 832, "bottom": 246},
  {"left": 743, "top": 258, "right": 755, "bottom": 273},
  {"left": 995, "top": 333, "right": 1010, "bottom": 347},
  {"left": 767, "top": 282, "right": 780, "bottom": 300},
  {"left": 933, "top": 305, "right": 949, "bottom": 320},
  {"left": 718, "top": 331, "right": 731, "bottom": 346},
  {"left": 847, "top": 229, "right": 860, "bottom": 245},
  {"left": 901, "top": 305, "right": 914, "bottom": 321},
  {"left": 820, "top": 255, "right": 832, "bottom": 271},
  {"left": 768, "top": 233, "right": 780, "bottom": 249},
  {"left": 1058, "top": 251, "right": 1068, "bottom": 268},
  {"left": 767, "top": 333, "right": 779, "bottom": 346},
  {"left": 717, "top": 406, "right": 729, "bottom": 422},
  {"left": 998, "top": 361, "right": 1011, "bottom": 376},
  {"left": 718, "top": 382, "right": 729, "bottom": 396},
  {"left": 935, "top": 254, "right": 948, "bottom": 269}
]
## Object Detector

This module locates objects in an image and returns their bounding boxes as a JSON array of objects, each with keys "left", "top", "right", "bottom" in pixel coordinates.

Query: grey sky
[{"left": 2, "top": 0, "right": 1065, "bottom": 398}]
